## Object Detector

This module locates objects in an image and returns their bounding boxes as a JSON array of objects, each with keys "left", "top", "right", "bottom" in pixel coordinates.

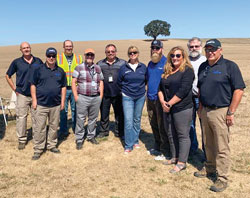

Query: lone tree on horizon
[{"left": 144, "top": 20, "right": 171, "bottom": 40}]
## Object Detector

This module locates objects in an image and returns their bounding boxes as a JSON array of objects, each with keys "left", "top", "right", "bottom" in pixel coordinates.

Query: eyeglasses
[
  {"left": 47, "top": 55, "right": 56, "bottom": 58},
  {"left": 86, "top": 53, "right": 95, "bottom": 57},
  {"left": 203, "top": 66, "right": 210, "bottom": 77},
  {"left": 151, "top": 46, "right": 161, "bottom": 50},
  {"left": 170, "top": 54, "right": 182, "bottom": 58},
  {"left": 189, "top": 45, "right": 201, "bottom": 49},
  {"left": 128, "top": 51, "right": 138, "bottom": 55},
  {"left": 106, "top": 50, "right": 116, "bottom": 54},
  {"left": 205, "top": 48, "right": 218, "bottom": 53}
]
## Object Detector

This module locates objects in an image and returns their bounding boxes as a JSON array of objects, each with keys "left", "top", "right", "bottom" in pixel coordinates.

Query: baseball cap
[
  {"left": 46, "top": 47, "right": 57, "bottom": 56},
  {"left": 204, "top": 39, "right": 221, "bottom": 48},
  {"left": 151, "top": 40, "right": 163, "bottom": 48},
  {"left": 84, "top": 48, "right": 95, "bottom": 55}
]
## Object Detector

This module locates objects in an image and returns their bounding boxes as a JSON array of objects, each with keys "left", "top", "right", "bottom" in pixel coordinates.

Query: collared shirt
[
  {"left": 30, "top": 63, "right": 66, "bottom": 107},
  {"left": 97, "top": 57, "right": 126, "bottom": 97},
  {"left": 6, "top": 55, "right": 43, "bottom": 96},
  {"left": 147, "top": 56, "right": 167, "bottom": 100},
  {"left": 198, "top": 56, "right": 245, "bottom": 107},
  {"left": 73, "top": 62, "right": 104, "bottom": 96}
]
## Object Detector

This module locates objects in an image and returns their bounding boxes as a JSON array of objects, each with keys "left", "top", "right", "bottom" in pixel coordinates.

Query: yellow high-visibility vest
[{"left": 57, "top": 53, "right": 83, "bottom": 86}]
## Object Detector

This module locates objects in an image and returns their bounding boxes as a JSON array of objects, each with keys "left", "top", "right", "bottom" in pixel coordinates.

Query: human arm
[
  {"left": 99, "top": 80, "right": 104, "bottom": 99},
  {"left": 158, "top": 90, "right": 171, "bottom": 112},
  {"left": 61, "top": 87, "right": 66, "bottom": 110},
  {"left": 30, "top": 84, "right": 37, "bottom": 109},
  {"left": 226, "top": 89, "right": 244, "bottom": 127},
  {"left": 72, "top": 77, "right": 78, "bottom": 102},
  {"left": 5, "top": 74, "right": 19, "bottom": 96}
]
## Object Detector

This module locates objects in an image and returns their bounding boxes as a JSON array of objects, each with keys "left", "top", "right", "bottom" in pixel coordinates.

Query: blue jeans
[
  {"left": 122, "top": 94, "right": 145, "bottom": 150},
  {"left": 59, "top": 89, "right": 76, "bottom": 137}
]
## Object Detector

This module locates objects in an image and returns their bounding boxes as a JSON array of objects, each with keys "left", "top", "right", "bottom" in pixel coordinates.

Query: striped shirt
[{"left": 73, "top": 62, "right": 104, "bottom": 96}]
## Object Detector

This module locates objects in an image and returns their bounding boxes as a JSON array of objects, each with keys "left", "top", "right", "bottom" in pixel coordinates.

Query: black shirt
[
  {"left": 159, "top": 66, "right": 194, "bottom": 113},
  {"left": 97, "top": 57, "right": 126, "bottom": 97},
  {"left": 6, "top": 56, "right": 43, "bottom": 96},
  {"left": 30, "top": 63, "right": 66, "bottom": 107},
  {"left": 198, "top": 56, "right": 245, "bottom": 107}
]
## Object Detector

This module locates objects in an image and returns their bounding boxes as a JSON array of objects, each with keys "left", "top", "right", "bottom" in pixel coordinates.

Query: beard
[
  {"left": 189, "top": 48, "right": 202, "bottom": 58},
  {"left": 151, "top": 52, "right": 162, "bottom": 63}
]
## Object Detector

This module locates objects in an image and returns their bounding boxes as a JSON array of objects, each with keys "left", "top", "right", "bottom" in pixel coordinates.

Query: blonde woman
[
  {"left": 158, "top": 46, "right": 194, "bottom": 173},
  {"left": 118, "top": 46, "right": 147, "bottom": 154}
]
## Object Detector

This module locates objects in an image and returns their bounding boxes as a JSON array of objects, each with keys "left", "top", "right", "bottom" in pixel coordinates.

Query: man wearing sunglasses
[
  {"left": 146, "top": 40, "right": 170, "bottom": 160},
  {"left": 187, "top": 37, "right": 206, "bottom": 157},
  {"left": 96, "top": 44, "right": 126, "bottom": 139},
  {"left": 57, "top": 40, "right": 83, "bottom": 140},
  {"left": 30, "top": 48, "right": 67, "bottom": 160},
  {"left": 72, "top": 48, "right": 104, "bottom": 150},
  {"left": 194, "top": 39, "right": 245, "bottom": 192},
  {"left": 6, "top": 42, "right": 43, "bottom": 150}
]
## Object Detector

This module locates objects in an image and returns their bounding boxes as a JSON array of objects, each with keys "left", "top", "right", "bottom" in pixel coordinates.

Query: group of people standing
[{"left": 5, "top": 37, "right": 245, "bottom": 192}]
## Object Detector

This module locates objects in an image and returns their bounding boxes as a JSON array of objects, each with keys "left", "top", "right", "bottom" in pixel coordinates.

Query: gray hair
[{"left": 187, "top": 37, "right": 202, "bottom": 47}]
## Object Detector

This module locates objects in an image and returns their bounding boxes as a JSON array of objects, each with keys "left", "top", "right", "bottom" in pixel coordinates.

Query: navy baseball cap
[
  {"left": 204, "top": 39, "right": 221, "bottom": 48},
  {"left": 46, "top": 47, "right": 57, "bottom": 56},
  {"left": 151, "top": 40, "right": 163, "bottom": 48}
]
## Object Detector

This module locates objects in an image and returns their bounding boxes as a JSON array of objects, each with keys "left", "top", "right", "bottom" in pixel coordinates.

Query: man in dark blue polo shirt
[
  {"left": 97, "top": 44, "right": 126, "bottom": 139},
  {"left": 6, "top": 42, "right": 43, "bottom": 150},
  {"left": 194, "top": 39, "right": 245, "bottom": 192},
  {"left": 30, "top": 47, "right": 66, "bottom": 160}
]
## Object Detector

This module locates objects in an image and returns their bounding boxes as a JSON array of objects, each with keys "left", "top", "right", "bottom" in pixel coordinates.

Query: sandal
[
  {"left": 169, "top": 163, "right": 186, "bottom": 173},
  {"left": 162, "top": 158, "right": 177, "bottom": 165}
]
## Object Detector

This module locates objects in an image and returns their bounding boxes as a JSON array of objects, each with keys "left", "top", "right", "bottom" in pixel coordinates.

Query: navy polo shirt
[
  {"left": 117, "top": 62, "right": 147, "bottom": 100},
  {"left": 198, "top": 56, "right": 245, "bottom": 107},
  {"left": 147, "top": 55, "right": 167, "bottom": 100},
  {"left": 6, "top": 56, "right": 43, "bottom": 96},
  {"left": 30, "top": 63, "right": 66, "bottom": 107}
]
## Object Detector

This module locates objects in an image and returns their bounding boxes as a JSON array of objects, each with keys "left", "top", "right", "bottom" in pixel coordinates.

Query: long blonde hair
[{"left": 162, "top": 46, "right": 193, "bottom": 79}]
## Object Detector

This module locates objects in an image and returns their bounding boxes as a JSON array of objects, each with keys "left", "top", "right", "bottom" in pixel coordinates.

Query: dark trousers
[
  {"left": 99, "top": 95, "right": 124, "bottom": 137},
  {"left": 147, "top": 99, "right": 170, "bottom": 156}
]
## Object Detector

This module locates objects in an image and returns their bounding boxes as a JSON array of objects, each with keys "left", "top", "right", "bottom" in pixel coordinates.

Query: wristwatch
[{"left": 227, "top": 109, "right": 234, "bottom": 116}]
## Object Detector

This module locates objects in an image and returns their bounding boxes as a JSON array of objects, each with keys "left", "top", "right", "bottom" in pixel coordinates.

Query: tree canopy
[{"left": 144, "top": 20, "right": 171, "bottom": 40}]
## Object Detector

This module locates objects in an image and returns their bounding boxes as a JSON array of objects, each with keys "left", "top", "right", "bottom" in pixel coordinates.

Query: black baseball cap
[
  {"left": 46, "top": 47, "right": 57, "bottom": 56},
  {"left": 204, "top": 39, "right": 221, "bottom": 48},
  {"left": 151, "top": 40, "right": 163, "bottom": 48}
]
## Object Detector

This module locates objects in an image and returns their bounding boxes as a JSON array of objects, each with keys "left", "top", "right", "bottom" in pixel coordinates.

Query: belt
[
  {"left": 203, "top": 106, "right": 226, "bottom": 110},
  {"left": 66, "top": 86, "right": 72, "bottom": 90},
  {"left": 82, "top": 94, "right": 100, "bottom": 97}
]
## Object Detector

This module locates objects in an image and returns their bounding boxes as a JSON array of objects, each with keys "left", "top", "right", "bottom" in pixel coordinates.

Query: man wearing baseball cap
[
  {"left": 30, "top": 47, "right": 66, "bottom": 160},
  {"left": 194, "top": 39, "right": 245, "bottom": 192},
  {"left": 146, "top": 40, "right": 170, "bottom": 160},
  {"left": 72, "top": 48, "right": 104, "bottom": 150}
]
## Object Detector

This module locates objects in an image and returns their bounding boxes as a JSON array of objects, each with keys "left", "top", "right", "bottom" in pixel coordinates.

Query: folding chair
[{"left": 0, "top": 91, "right": 17, "bottom": 126}]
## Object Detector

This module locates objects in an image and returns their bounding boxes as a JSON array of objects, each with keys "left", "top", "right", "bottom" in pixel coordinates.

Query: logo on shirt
[
  {"left": 125, "top": 71, "right": 131, "bottom": 74},
  {"left": 213, "top": 71, "right": 222, "bottom": 74},
  {"left": 55, "top": 72, "right": 61, "bottom": 77}
]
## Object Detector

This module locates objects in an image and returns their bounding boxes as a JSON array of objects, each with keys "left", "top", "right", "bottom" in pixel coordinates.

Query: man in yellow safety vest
[{"left": 57, "top": 40, "right": 83, "bottom": 140}]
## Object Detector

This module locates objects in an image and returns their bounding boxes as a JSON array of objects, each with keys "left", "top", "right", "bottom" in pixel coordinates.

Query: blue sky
[{"left": 1, "top": 0, "right": 250, "bottom": 46}]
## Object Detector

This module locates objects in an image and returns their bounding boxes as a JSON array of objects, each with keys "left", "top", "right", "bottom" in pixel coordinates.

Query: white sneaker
[{"left": 154, "top": 154, "right": 166, "bottom": 161}]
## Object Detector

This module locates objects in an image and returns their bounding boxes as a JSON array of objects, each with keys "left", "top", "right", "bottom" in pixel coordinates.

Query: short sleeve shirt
[
  {"left": 198, "top": 56, "right": 245, "bottom": 107},
  {"left": 72, "top": 63, "right": 104, "bottom": 96}
]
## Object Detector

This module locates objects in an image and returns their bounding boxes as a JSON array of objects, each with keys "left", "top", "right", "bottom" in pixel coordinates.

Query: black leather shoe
[
  {"left": 87, "top": 138, "right": 99, "bottom": 145},
  {"left": 50, "top": 148, "right": 61, "bottom": 153},
  {"left": 76, "top": 142, "right": 83, "bottom": 150}
]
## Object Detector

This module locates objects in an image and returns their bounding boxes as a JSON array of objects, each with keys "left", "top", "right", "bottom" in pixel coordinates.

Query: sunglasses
[
  {"left": 86, "top": 53, "right": 94, "bottom": 57},
  {"left": 205, "top": 48, "right": 218, "bottom": 53},
  {"left": 47, "top": 55, "right": 56, "bottom": 58},
  {"left": 106, "top": 50, "right": 116, "bottom": 54},
  {"left": 170, "top": 54, "right": 182, "bottom": 58},
  {"left": 189, "top": 45, "right": 201, "bottom": 49},
  {"left": 151, "top": 46, "right": 161, "bottom": 50},
  {"left": 129, "top": 51, "right": 138, "bottom": 55}
]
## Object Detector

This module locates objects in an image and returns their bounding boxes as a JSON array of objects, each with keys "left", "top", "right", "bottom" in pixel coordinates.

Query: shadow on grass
[{"left": 139, "top": 129, "right": 155, "bottom": 151}]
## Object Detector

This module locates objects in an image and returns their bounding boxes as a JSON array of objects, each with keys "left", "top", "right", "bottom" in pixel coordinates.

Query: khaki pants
[
  {"left": 201, "top": 107, "right": 230, "bottom": 182},
  {"left": 16, "top": 94, "right": 35, "bottom": 144},
  {"left": 33, "top": 105, "right": 60, "bottom": 153}
]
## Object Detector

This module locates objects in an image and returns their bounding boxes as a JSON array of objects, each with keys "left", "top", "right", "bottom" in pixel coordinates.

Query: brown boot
[{"left": 210, "top": 179, "right": 228, "bottom": 192}]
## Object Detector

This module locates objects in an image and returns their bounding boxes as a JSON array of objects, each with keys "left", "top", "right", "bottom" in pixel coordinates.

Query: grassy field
[{"left": 0, "top": 39, "right": 249, "bottom": 198}]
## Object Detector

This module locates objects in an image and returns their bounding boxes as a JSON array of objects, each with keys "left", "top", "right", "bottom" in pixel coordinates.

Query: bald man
[{"left": 6, "top": 42, "right": 43, "bottom": 150}]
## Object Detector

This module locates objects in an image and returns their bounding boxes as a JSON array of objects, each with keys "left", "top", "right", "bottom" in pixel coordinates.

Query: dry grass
[{"left": 0, "top": 39, "right": 249, "bottom": 198}]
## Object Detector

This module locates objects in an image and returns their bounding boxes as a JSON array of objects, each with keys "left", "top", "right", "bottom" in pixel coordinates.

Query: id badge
[
  {"left": 91, "top": 81, "right": 96, "bottom": 87},
  {"left": 108, "top": 74, "right": 113, "bottom": 82}
]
